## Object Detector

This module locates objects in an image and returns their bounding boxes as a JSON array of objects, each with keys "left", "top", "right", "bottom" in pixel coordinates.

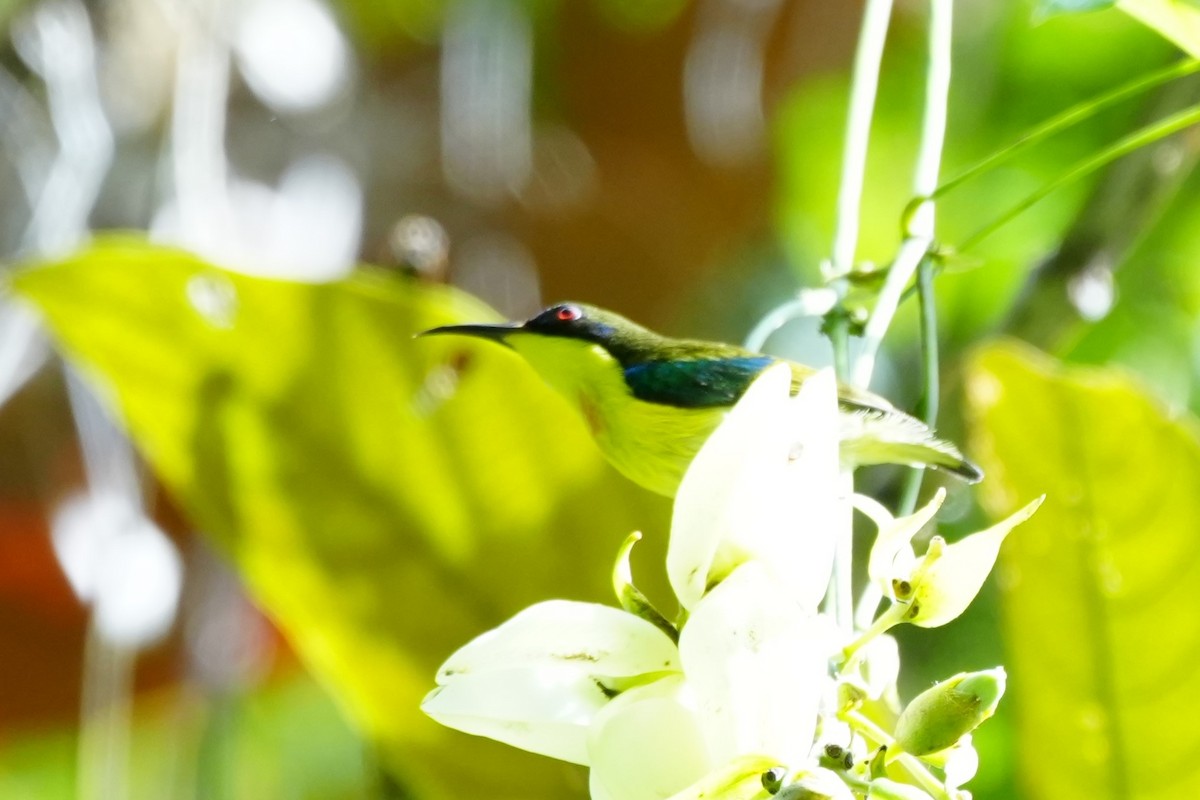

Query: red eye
[{"left": 555, "top": 305, "right": 582, "bottom": 322}]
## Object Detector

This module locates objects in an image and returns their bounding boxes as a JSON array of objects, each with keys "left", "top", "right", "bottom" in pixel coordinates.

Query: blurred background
[{"left": 0, "top": 0, "right": 1198, "bottom": 797}]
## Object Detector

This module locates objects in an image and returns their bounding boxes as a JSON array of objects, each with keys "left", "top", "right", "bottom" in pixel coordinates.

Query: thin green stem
[
  {"left": 957, "top": 101, "right": 1200, "bottom": 252},
  {"left": 826, "top": 309, "right": 854, "bottom": 633},
  {"left": 842, "top": 602, "right": 905, "bottom": 666},
  {"left": 743, "top": 290, "right": 839, "bottom": 352},
  {"left": 841, "top": 710, "right": 952, "bottom": 800},
  {"left": 897, "top": 256, "right": 939, "bottom": 515},
  {"left": 824, "top": 0, "right": 893, "bottom": 636},
  {"left": 852, "top": 0, "right": 952, "bottom": 388},
  {"left": 745, "top": 0, "right": 894, "bottom": 353},
  {"left": 828, "top": 0, "right": 895, "bottom": 279},
  {"left": 829, "top": 312, "right": 851, "bottom": 380},
  {"left": 842, "top": 708, "right": 894, "bottom": 748},
  {"left": 897, "top": 754, "right": 954, "bottom": 800},
  {"left": 933, "top": 57, "right": 1200, "bottom": 201}
]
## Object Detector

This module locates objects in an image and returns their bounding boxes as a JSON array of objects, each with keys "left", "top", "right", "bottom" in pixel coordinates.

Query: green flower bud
[{"left": 892, "top": 668, "right": 1006, "bottom": 758}]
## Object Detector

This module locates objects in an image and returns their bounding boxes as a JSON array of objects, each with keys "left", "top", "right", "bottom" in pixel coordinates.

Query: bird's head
[
  {"left": 421, "top": 303, "right": 657, "bottom": 400},
  {"left": 422, "top": 302, "right": 648, "bottom": 348}
]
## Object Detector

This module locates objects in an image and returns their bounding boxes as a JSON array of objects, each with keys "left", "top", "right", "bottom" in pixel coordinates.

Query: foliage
[
  {"left": 9, "top": 237, "right": 669, "bottom": 798},
  {"left": 3, "top": 0, "right": 1200, "bottom": 796},
  {"left": 967, "top": 340, "right": 1200, "bottom": 798}
]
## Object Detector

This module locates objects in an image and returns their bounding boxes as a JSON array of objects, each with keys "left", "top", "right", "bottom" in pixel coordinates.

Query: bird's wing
[
  {"left": 622, "top": 354, "right": 774, "bottom": 408},
  {"left": 620, "top": 336, "right": 898, "bottom": 414},
  {"left": 783, "top": 360, "right": 897, "bottom": 414}
]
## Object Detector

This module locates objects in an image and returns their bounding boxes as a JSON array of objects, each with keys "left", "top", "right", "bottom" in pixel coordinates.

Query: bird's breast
[{"left": 586, "top": 388, "right": 726, "bottom": 497}]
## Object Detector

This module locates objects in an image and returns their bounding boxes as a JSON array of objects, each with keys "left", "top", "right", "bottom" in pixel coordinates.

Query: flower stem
[
  {"left": 852, "top": 0, "right": 953, "bottom": 388},
  {"left": 956, "top": 100, "right": 1200, "bottom": 252},
  {"left": 823, "top": 0, "right": 894, "bottom": 636},
  {"left": 842, "top": 602, "right": 905, "bottom": 666},
  {"left": 828, "top": 0, "right": 896, "bottom": 280},
  {"left": 933, "top": 57, "right": 1200, "bottom": 202},
  {"left": 897, "top": 255, "right": 939, "bottom": 515},
  {"left": 842, "top": 712, "right": 952, "bottom": 800}
]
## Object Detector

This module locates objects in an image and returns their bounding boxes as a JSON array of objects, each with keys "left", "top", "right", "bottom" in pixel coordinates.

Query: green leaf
[
  {"left": 965, "top": 340, "right": 1200, "bottom": 799},
  {"left": 8, "top": 236, "right": 670, "bottom": 799},
  {"left": 1117, "top": 0, "right": 1200, "bottom": 54}
]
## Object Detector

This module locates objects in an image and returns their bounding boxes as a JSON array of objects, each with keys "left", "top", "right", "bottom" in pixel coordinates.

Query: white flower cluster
[{"left": 423, "top": 366, "right": 1041, "bottom": 800}]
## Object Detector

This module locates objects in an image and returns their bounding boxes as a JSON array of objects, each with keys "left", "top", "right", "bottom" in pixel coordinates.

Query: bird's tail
[{"left": 839, "top": 408, "right": 983, "bottom": 483}]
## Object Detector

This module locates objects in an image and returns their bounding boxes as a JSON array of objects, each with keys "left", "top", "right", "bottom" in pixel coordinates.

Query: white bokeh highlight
[
  {"left": 52, "top": 492, "right": 183, "bottom": 648},
  {"left": 234, "top": 0, "right": 350, "bottom": 114}
]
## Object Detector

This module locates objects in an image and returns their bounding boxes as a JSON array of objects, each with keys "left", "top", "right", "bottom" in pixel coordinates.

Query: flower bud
[{"left": 892, "top": 668, "right": 1006, "bottom": 758}]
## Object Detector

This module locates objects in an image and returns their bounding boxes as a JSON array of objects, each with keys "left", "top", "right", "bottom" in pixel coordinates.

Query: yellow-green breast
[{"left": 506, "top": 332, "right": 725, "bottom": 496}]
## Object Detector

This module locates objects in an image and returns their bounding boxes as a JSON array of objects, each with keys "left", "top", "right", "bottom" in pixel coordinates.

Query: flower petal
[
  {"left": 679, "top": 562, "right": 833, "bottom": 768},
  {"left": 907, "top": 497, "right": 1043, "bottom": 628},
  {"left": 857, "top": 633, "right": 901, "bottom": 704},
  {"left": 867, "top": 489, "right": 946, "bottom": 599},
  {"left": 942, "top": 735, "right": 980, "bottom": 791},
  {"left": 588, "top": 675, "right": 713, "bottom": 800},
  {"left": 774, "top": 368, "right": 842, "bottom": 609},
  {"left": 422, "top": 665, "right": 606, "bottom": 764},
  {"left": 778, "top": 767, "right": 856, "bottom": 800},
  {"left": 434, "top": 599, "right": 679, "bottom": 683},
  {"left": 424, "top": 600, "right": 682, "bottom": 764},
  {"left": 669, "top": 364, "right": 792, "bottom": 610},
  {"left": 668, "top": 366, "right": 843, "bottom": 612},
  {"left": 867, "top": 779, "right": 935, "bottom": 799},
  {"left": 663, "top": 755, "right": 789, "bottom": 800}
]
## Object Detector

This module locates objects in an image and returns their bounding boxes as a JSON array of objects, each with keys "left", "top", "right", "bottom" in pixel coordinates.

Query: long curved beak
[{"left": 418, "top": 322, "right": 522, "bottom": 347}]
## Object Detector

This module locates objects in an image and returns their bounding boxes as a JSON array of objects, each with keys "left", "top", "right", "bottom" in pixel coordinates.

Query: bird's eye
[{"left": 555, "top": 305, "right": 582, "bottom": 322}]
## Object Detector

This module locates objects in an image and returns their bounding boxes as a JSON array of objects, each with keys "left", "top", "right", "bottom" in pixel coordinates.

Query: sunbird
[{"left": 422, "top": 303, "right": 981, "bottom": 497}]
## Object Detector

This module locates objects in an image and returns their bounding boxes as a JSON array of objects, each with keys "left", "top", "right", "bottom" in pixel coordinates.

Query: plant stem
[
  {"left": 956, "top": 101, "right": 1200, "bottom": 252},
  {"left": 897, "top": 256, "right": 939, "bottom": 515},
  {"left": 852, "top": 0, "right": 953, "bottom": 388},
  {"left": 823, "top": 0, "right": 895, "bottom": 637},
  {"left": 1003, "top": 71, "right": 1200, "bottom": 348},
  {"left": 933, "top": 57, "right": 1200, "bottom": 201},
  {"left": 842, "top": 710, "right": 952, "bottom": 800},
  {"left": 828, "top": 0, "right": 895, "bottom": 279}
]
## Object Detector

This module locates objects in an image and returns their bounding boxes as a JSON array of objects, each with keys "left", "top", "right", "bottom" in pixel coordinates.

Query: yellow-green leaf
[
  {"left": 965, "top": 340, "right": 1200, "bottom": 799},
  {"left": 8, "top": 236, "right": 670, "bottom": 799}
]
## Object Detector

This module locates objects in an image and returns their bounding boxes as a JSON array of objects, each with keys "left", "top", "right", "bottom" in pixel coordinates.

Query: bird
[{"left": 421, "top": 302, "right": 982, "bottom": 497}]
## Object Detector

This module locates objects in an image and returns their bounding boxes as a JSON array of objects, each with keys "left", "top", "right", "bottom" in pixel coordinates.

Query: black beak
[{"left": 418, "top": 322, "right": 521, "bottom": 347}]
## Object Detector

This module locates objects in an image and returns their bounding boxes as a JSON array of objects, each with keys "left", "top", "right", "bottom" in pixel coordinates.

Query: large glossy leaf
[
  {"left": 965, "top": 340, "right": 1200, "bottom": 799},
  {"left": 8, "top": 237, "right": 670, "bottom": 799}
]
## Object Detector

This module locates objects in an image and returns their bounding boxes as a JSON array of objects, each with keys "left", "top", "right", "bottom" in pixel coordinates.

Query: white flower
[
  {"left": 422, "top": 599, "right": 679, "bottom": 764},
  {"left": 424, "top": 366, "right": 846, "bottom": 799},
  {"left": 677, "top": 562, "right": 833, "bottom": 772},
  {"left": 668, "top": 365, "right": 842, "bottom": 613},
  {"left": 863, "top": 492, "right": 1044, "bottom": 631}
]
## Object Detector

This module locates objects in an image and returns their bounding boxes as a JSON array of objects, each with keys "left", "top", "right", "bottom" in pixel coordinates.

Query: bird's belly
[{"left": 593, "top": 396, "right": 725, "bottom": 497}]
